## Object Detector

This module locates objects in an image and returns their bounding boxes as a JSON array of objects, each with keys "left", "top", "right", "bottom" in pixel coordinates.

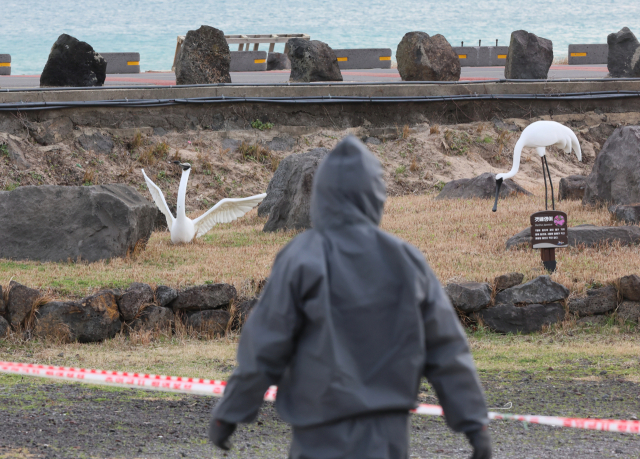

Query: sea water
[{"left": 2, "top": 0, "right": 639, "bottom": 75}]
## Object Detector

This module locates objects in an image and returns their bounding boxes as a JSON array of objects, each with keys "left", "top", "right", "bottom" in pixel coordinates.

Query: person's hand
[
  {"left": 465, "top": 426, "right": 492, "bottom": 459},
  {"left": 208, "top": 418, "right": 237, "bottom": 450}
]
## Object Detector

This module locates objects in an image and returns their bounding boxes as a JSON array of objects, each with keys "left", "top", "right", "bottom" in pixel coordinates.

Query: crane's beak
[
  {"left": 170, "top": 160, "right": 181, "bottom": 165},
  {"left": 492, "top": 178, "right": 503, "bottom": 212}
]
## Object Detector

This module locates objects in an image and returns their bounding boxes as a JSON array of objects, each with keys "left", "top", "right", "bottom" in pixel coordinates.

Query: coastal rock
[
  {"left": 494, "top": 273, "right": 524, "bottom": 292},
  {"left": 118, "top": 283, "right": 154, "bottom": 322},
  {"left": 0, "top": 285, "right": 4, "bottom": 316},
  {"left": 78, "top": 133, "right": 114, "bottom": 154},
  {"left": 0, "top": 184, "right": 157, "bottom": 262},
  {"left": 610, "top": 204, "right": 640, "bottom": 225},
  {"left": 607, "top": 27, "right": 640, "bottom": 78},
  {"left": 259, "top": 148, "right": 330, "bottom": 231},
  {"left": 34, "top": 291, "right": 122, "bottom": 343},
  {"left": 617, "top": 300, "right": 640, "bottom": 323},
  {"left": 32, "top": 117, "right": 74, "bottom": 146},
  {"left": 583, "top": 126, "right": 640, "bottom": 206},
  {"left": 435, "top": 172, "right": 531, "bottom": 200},
  {"left": 175, "top": 25, "right": 231, "bottom": 85},
  {"left": 495, "top": 275, "right": 569, "bottom": 305},
  {"left": 267, "top": 137, "right": 296, "bottom": 151},
  {"left": 558, "top": 175, "right": 587, "bottom": 201},
  {"left": 396, "top": 32, "right": 460, "bottom": 81},
  {"left": 40, "top": 34, "right": 106, "bottom": 87},
  {"left": 0, "top": 316, "right": 9, "bottom": 339},
  {"left": 267, "top": 52, "right": 291, "bottom": 70},
  {"left": 6, "top": 281, "right": 40, "bottom": 329},
  {"left": 444, "top": 282, "right": 492, "bottom": 313},
  {"left": 130, "top": 305, "right": 174, "bottom": 332},
  {"left": 287, "top": 39, "right": 343, "bottom": 83},
  {"left": 475, "top": 302, "right": 564, "bottom": 334},
  {"left": 619, "top": 275, "right": 640, "bottom": 301},
  {"left": 6, "top": 139, "right": 31, "bottom": 170},
  {"left": 506, "top": 224, "right": 640, "bottom": 249},
  {"left": 568, "top": 285, "right": 618, "bottom": 317},
  {"left": 170, "top": 284, "right": 237, "bottom": 312},
  {"left": 504, "top": 30, "right": 553, "bottom": 80},
  {"left": 155, "top": 285, "right": 178, "bottom": 307},
  {"left": 185, "top": 310, "right": 230, "bottom": 336}
]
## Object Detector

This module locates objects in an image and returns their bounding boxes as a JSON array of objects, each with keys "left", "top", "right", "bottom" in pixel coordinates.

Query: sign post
[{"left": 530, "top": 211, "right": 568, "bottom": 273}]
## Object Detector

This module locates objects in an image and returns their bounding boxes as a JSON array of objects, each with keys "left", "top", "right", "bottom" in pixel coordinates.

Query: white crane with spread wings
[{"left": 142, "top": 161, "right": 266, "bottom": 244}]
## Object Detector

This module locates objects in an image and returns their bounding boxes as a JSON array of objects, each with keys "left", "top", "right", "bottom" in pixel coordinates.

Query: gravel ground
[{"left": 1, "top": 371, "right": 639, "bottom": 459}]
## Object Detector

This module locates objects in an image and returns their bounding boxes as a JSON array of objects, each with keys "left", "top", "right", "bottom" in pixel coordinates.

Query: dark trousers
[{"left": 289, "top": 412, "right": 410, "bottom": 459}]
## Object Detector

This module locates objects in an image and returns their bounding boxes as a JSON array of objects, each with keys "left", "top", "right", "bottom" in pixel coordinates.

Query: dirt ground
[{"left": 1, "top": 370, "right": 639, "bottom": 459}]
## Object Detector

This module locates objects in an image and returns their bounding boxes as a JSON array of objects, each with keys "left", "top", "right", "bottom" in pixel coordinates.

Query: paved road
[{"left": 0, "top": 65, "right": 609, "bottom": 89}]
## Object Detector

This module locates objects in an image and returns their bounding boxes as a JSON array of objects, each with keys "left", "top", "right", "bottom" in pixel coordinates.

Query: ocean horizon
[{"left": 3, "top": 0, "right": 639, "bottom": 75}]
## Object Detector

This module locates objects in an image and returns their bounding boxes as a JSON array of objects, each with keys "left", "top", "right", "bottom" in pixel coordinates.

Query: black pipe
[
  {"left": 542, "top": 156, "right": 548, "bottom": 210},
  {"left": 544, "top": 156, "right": 555, "bottom": 210},
  {"left": 492, "top": 178, "right": 503, "bottom": 212}
]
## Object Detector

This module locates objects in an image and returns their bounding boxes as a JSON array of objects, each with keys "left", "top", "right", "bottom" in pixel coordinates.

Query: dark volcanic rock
[
  {"left": 568, "top": 285, "right": 618, "bottom": 317},
  {"left": 559, "top": 175, "right": 587, "bottom": 201},
  {"left": 118, "top": 283, "right": 154, "bottom": 322},
  {"left": 155, "top": 285, "right": 178, "bottom": 307},
  {"left": 396, "top": 31, "right": 460, "bottom": 81},
  {"left": 435, "top": 172, "right": 531, "bottom": 200},
  {"left": 267, "top": 52, "right": 291, "bottom": 70},
  {"left": 445, "top": 282, "right": 492, "bottom": 313},
  {"left": 475, "top": 302, "right": 565, "bottom": 334},
  {"left": 78, "top": 133, "right": 114, "bottom": 154},
  {"left": 6, "top": 281, "right": 40, "bottom": 329},
  {"left": 506, "top": 224, "right": 640, "bottom": 249},
  {"left": 32, "top": 117, "right": 74, "bottom": 146},
  {"left": 0, "top": 316, "right": 9, "bottom": 339},
  {"left": 607, "top": 27, "right": 640, "bottom": 78},
  {"left": 40, "top": 34, "right": 106, "bottom": 87},
  {"left": 583, "top": 126, "right": 640, "bottom": 206},
  {"left": 130, "top": 306, "right": 174, "bottom": 332},
  {"left": 171, "top": 284, "right": 237, "bottom": 312},
  {"left": 617, "top": 300, "right": 640, "bottom": 323},
  {"left": 504, "top": 30, "right": 553, "bottom": 80},
  {"left": 6, "top": 139, "right": 30, "bottom": 170},
  {"left": 185, "top": 310, "right": 230, "bottom": 336},
  {"left": 0, "top": 184, "right": 157, "bottom": 262},
  {"left": 619, "top": 275, "right": 640, "bottom": 301},
  {"left": 577, "top": 315, "right": 609, "bottom": 326},
  {"left": 34, "top": 291, "right": 122, "bottom": 343},
  {"left": 267, "top": 137, "right": 296, "bottom": 151},
  {"left": 495, "top": 275, "right": 569, "bottom": 305},
  {"left": 287, "top": 38, "right": 343, "bottom": 83},
  {"left": 175, "top": 25, "right": 231, "bottom": 85},
  {"left": 494, "top": 273, "right": 524, "bottom": 292},
  {"left": 0, "top": 285, "right": 4, "bottom": 316},
  {"left": 610, "top": 204, "right": 640, "bottom": 224},
  {"left": 235, "top": 298, "right": 258, "bottom": 327},
  {"left": 259, "top": 148, "right": 330, "bottom": 231}
]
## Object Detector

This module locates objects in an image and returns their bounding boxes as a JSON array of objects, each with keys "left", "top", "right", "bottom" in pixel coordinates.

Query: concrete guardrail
[
  {"left": 568, "top": 44, "right": 608, "bottom": 65},
  {"left": 100, "top": 53, "right": 140, "bottom": 74},
  {"left": 332, "top": 49, "right": 392, "bottom": 70},
  {"left": 453, "top": 46, "right": 509, "bottom": 67},
  {"left": 0, "top": 54, "right": 10, "bottom": 76},
  {"left": 230, "top": 51, "right": 268, "bottom": 72}
]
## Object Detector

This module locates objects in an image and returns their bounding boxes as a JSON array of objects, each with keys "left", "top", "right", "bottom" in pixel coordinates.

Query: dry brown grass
[
  {"left": 0, "top": 189, "right": 637, "bottom": 298},
  {"left": 553, "top": 56, "right": 569, "bottom": 65}
]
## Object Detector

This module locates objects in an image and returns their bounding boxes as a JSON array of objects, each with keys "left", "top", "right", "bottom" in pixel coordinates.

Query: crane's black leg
[
  {"left": 544, "top": 156, "right": 555, "bottom": 211},
  {"left": 542, "top": 156, "right": 548, "bottom": 210}
]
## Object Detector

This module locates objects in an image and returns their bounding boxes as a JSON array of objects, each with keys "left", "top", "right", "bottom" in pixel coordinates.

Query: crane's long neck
[
  {"left": 176, "top": 169, "right": 190, "bottom": 220},
  {"left": 500, "top": 139, "right": 525, "bottom": 180}
]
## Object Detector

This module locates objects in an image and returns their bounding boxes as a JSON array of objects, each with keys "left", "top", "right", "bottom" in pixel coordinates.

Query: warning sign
[{"left": 530, "top": 211, "right": 568, "bottom": 249}]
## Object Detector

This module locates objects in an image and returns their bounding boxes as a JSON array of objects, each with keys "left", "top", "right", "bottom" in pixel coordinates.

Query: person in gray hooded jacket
[{"left": 209, "top": 135, "right": 491, "bottom": 459}]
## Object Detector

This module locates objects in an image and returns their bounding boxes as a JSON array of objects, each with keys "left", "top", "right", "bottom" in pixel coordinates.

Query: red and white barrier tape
[{"left": 2, "top": 361, "right": 639, "bottom": 434}]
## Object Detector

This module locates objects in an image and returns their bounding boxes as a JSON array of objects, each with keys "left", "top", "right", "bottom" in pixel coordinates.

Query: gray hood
[{"left": 310, "top": 135, "right": 387, "bottom": 230}]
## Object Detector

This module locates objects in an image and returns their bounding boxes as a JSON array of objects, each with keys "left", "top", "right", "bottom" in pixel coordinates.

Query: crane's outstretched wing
[
  {"left": 193, "top": 193, "right": 267, "bottom": 238},
  {"left": 142, "top": 169, "right": 175, "bottom": 229}
]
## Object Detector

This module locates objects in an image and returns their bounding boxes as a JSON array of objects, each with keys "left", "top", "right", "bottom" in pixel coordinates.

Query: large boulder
[
  {"left": 494, "top": 273, "right": 524, "bottom": 292},
  {"left": 504, "top": 30, "right": 553, "bottom": 80},
  {"left": 6, "top": 281, "right": 40, "bottom": 329},
  {"left": 40, "top": 34, "right": 106, "bottom": 87},
  {"left": 118, "top": 283, "right": 154, "bottom": 322},
  {"left": 0, "top": 316, "right": 9, "bottom": 339},
  {"left": 475, "top": 303, "right": 564, "bottom": 334},
  {"left": 506, "top": 224, "right": 640, "bottom": 249},
  {"left": 170, "top": 284, "right": 237, "bottom": 312},
  {"left": 558, "top": 175, "right": 587, "bottom": 201},
  {"left": 617, "top": 300, "right": 640, "bottom": 324},
  {"left": 607, "top": 27, "right": 640, "bottom": 78},
  {"left": 568, "top": 285, "right": 618, "bottom": 317},
  {"left": 287, "top": 39, "right": 343, "bottom": 82},
  {"left": 0, "top": 184, "right": 157, "bottom": 262},
  {"left": 435, "top": 172, "right": 531, "bottom": 200},
  {"left": 33, "top": 291, "right": 122, "bottom": 343},
  {"left": 185, "top": 310, "right": 230, "bottom": 336},
  {"left": 583, "top": 126, "right": 640, "bottom": 206},
  {"left": 129, "top": 305, "right": 174, "bottom": 332},
  {"left": 155, "top": 285, "right": 178, "bottom": 307},
  {"left": 259, "top": 148, "right": 330, "bottom": 232},
  {"left": 175, "top": 25, "right": 231, "bottom": 85},
  {"left": 619, "top": 275, "right": 640, "bottom": 301},
  {"left": 610, "top": 204, "right": 640, "bottom": 225},
  {"left": 494, "top": 275, "right": 569, "bottom": 305},
  {"left": 396, "top": 32, "right": 460, "bottom": 81},
  {"left": 444, "top": 282, "right": 492, "bottom": 313},
  {"left": 267, "top": 52, "right": 291, "bottom": 70}
]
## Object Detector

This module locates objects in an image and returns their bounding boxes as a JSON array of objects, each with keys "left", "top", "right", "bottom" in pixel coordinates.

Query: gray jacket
[{"left": 213, "top": 135, "right": 488, "bottom": 432}]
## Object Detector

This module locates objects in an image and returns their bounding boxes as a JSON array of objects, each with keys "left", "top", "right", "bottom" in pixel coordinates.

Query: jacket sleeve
[
  {"left": 419, "top": 264, "right": 489, "bottom": 433},
  {"left": 212, "top": 247, "right": 305, "bottom": 424}
]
